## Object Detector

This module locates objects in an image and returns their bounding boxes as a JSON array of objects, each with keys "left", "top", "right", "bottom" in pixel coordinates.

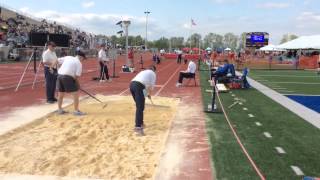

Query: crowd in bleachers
[{"left": 0, "top": 10, "right": 96, "bottom": 49}]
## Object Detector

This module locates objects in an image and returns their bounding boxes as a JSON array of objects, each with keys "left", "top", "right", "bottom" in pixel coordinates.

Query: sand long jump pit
[{"left": 0, "top": 95, "right": 179, "bottom": 180}]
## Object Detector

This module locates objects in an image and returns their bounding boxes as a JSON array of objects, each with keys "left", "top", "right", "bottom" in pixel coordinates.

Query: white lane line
[
  {"left": 248, "top": 114, "right": 254, "bottom": 118},
  {"left": 243, "top": 107, "right": 248, "bottom": 111},
  {"left": 155, "top": 65, "right": 181, "bottom": 96},
  {"left": 290, "top": 166, "right": 304, "bottom": 176},
  {"left": 255, "top": 122, "right": 262, "bottom": 126},
  {"left": 263, "top": 132, "right": 272, "bottom": 138},
  {"left": 119, "top": 88, "right": 129, "bottom": 95},
  {"left": 275, "top": 147, "right": 286, "bottom": 154}
]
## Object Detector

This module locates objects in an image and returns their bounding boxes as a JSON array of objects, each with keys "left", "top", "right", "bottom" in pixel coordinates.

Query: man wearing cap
[
  {"left": 56, "top": 51, "right": 86, "bottom": 116},
  {"left": 130, "top": 65, "right": 156, "bottom": 136},
  {"left": 98, "top": 44, "right": 111, "bottom": 82},
  {"left": 42, "top": 41, "right": 58, "bottom": 103}
]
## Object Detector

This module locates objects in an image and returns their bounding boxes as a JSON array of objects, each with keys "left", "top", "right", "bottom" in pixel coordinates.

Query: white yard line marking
[
  {"left": 284, "top": 93, "right": 320, "bottom": 96},
  {"left": 272, "top": 87, "right": 287, "bottom": 90},
  {"left": 279, "top": 90, "right": 295, "bottom": 93},
  {"left": 263, "top": 132, "right": 272, "bottom": 138},
  {"left": 255, "top": 75, "right": 317, "bottom": 78},
  {"left": 248, "top": 114, "right": 254, "bottom": 118},
  {"left": 291, "top": 166, "right": 304, "bottom": 176},
  {"left": 271, "top": 82, "right": 320, "bottom": 85},
  {"left": 238, "top": 102, "right": 243, "bottom": 105},
  {"left": 255, "top": 122, "right": 262, "bottom": 126},
  {"left": 275, "top": 147, "right": 286, "bottom": 154},
  {"left": 231, "top": 94, "right": 235, "bottom": 97},
  {"left": 243, "top": 107, "right": 248, "bottom": 111}
]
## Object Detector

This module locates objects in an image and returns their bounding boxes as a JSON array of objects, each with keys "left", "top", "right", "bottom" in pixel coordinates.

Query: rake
[{"left": 80, "top": 88, "right": 108, "bottom": 109}]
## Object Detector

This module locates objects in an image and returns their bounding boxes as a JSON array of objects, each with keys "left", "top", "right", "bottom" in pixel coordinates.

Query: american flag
[{"left": 191, "top": 19, "right": 196, "bottom": 26}]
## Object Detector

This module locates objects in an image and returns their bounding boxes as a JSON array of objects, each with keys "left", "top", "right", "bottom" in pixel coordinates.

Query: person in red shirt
[{"left": 128, "top": 47, "right": 134, "bottom": 68}]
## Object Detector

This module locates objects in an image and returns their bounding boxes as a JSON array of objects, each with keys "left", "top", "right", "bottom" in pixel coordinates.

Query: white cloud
[
  {"left": 257, "top": 2, "right": 291, "bottom": 9},
  {"left": 29, "top": 9, "right": 160, "bottom": 38},
  {"left": 81, "top": 1, "right": 95, "bottom": 8},
  {"left": 211, "top": 0, "right": 238, "bottom": 4},
  {"left": 19, "top": 7, "right": 29, "bottom": 13},
  {"left": 297, "top": 12, "right": 320, "bottom": 21}
]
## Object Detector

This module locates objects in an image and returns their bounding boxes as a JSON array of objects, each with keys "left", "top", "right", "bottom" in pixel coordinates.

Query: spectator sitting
[
  {"left": 176, "top": 60, "right": 197, "bottom": 87},
  {"left": 211, "top": 59, "right": 230, "bottom": 81}
]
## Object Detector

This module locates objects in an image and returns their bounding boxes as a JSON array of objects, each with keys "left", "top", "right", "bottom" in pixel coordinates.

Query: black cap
[
  {"left": 77, "top": 51, "right": 86, "bottom": 59},
  {"left": 149, "top": 65, "right": 156, "bottom": 72},
  {"left": 47, "top": 41, "right": 56, "bottom": 47}
]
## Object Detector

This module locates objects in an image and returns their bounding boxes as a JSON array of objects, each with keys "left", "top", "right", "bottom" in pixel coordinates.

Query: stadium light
[
  {"left": 144, "top": 11, "right": 151, "bottom": 51},
  {"left": 122, "top": 20, "right": 131, "bottom": 67}
]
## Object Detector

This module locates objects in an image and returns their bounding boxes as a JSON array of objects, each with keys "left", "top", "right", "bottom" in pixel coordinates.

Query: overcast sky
[{"left": 1, "top": 0, "right": 320, "bottom": 44}]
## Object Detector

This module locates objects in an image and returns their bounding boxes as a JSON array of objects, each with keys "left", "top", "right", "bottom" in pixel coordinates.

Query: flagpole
[{"left": 189, "top": 20, "right": 192, "bottom": 52}]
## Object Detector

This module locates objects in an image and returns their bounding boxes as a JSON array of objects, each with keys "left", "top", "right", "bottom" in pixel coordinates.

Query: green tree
[
  {"left": 187, "top": 33, "right": 202, "bottom": 48},
  {"left": 223, "top": 33, "right": 238, "bottom": 50},
  {"left": 280, "top": 34, "right": 299, "bottom": 44},
  {"left": 239, "top": 32, "right": 247, "bottom": 50},
  {"left": 153, "top": 37, "right": 169, "bottom": 50},
  {"left": 170, "top": 37, "right": 184, "bottom": 49}
]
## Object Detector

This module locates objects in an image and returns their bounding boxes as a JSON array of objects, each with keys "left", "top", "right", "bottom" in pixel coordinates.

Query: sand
[{"left": 0, "top": 95, "right": 179, "bottom": 180}]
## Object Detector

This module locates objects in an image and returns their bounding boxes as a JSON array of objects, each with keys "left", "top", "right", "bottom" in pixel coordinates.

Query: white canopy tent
[
  {"left": 224, "top": 47, "right": 231, "bottom": 51},
  {"left": 259, "top": 44, "right": 286, "bottom": 51},
  {"left": 277, "top": 35, "right": 320, "bottom": 50}
]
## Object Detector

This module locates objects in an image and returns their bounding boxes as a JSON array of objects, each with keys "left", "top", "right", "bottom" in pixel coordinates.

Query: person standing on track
[
  {"left": 56, "top": 51, "right": 86, "bottom": 116},
  {"left": 98, "top": 44, "right": 111, "bottom": 82},
  {"left": 130, "top": 65, "right": 157, "bottom": 136},
  {"left": 42, "top": 41, "right": 58, "bottom": 104},
  {"left": 128, "top": 47, "right": 134, "bottom": 68}
]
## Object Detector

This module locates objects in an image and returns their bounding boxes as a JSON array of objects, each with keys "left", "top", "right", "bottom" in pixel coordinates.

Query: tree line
[{"left": 101, "top": 33, "right": 298, "bottom": 51}]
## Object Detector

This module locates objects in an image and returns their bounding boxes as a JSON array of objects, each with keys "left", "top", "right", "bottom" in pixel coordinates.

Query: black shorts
[{"left": 57, "top": 75, "right": 79, "bottom": 93}]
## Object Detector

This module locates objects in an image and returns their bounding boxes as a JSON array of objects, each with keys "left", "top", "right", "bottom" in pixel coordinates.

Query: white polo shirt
[
  {"left": 187, "top": 61, "right": 196, "bottom": 73},
  {"left": 132, "top": 69, "right": 156, "bottom": 90},
  {"left": 98, "top": 49, "right": 109, "bottom": 62},
  {"left": 57, "top": 56, "right": 82, "bottom": 78},
  {"left": 42, "top": 49, "right": 57, "bottom": 67}
]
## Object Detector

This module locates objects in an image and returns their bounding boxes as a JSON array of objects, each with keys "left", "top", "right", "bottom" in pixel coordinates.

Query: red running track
[{"left": 0, "top": 53, "right": 214, "bottom": 180}]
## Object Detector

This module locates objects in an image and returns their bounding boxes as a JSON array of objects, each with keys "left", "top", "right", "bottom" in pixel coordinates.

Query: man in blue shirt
[{"left": 211, "top": 59, "right": 230, "bottom": 80}]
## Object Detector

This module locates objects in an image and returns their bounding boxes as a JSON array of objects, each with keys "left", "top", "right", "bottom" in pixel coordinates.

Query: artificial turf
[
  {"left": 200, "top": 64, "right": 320, "bottom": 180},
  {"left": 249, "top": 70, "right": 320, "bottom": 95}
]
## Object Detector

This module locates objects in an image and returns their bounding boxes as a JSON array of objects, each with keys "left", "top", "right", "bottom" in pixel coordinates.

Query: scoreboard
[{"left": 245, "top": 32, "right": 269, "bottom": 48}]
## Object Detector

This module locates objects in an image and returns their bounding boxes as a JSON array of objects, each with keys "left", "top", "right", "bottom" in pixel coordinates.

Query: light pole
[
  {"left": 144, "top": 11, "right": 150, "bottom": 51},
  {"left": 122, "top": 20, "right": 131, "bottom": 66}
]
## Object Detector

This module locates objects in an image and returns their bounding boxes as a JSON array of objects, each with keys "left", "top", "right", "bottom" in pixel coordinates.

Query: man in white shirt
[
  {"left": 42, "top": 41, "right": 58, "bottom": 103},
  {"left": 130, "top": 65, "right": 157, "bottom": 136},
  {"left": 176, "top": 60, "right": 197, "bottom": 87},
  {"left": 56, "top": 51, "right": 86, "bottom": 116},
  {"left": 98, "top": 44, "right": 110, "bottom": 82}
]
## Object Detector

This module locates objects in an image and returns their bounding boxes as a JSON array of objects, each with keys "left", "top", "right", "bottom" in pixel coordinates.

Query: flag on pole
[{"left": 191, "top": 19, "right": 196, "bottom": 26}]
